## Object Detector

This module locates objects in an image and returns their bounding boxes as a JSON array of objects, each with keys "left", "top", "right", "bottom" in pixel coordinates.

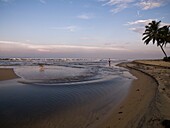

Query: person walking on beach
[{"left": 108, "top": 58, "right": 111, "bottom": 67}]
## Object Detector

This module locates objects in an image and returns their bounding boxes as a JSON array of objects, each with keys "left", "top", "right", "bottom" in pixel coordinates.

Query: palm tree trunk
[{"left": 160, "top": 44, "right": 168, "bottom": 58}]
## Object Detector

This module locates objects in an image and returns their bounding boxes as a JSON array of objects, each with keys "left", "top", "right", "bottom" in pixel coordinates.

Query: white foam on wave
[
  {"left": 14, "top": 66, "right": 89, "bottom": 80},
  {"left": 0, "top": 58, "right": 136, "bottom": 84}
]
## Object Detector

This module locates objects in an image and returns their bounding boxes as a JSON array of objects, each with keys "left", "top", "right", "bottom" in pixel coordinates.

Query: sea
[{"left": 0, "top": 58, "right": 136, "bottom": 128}]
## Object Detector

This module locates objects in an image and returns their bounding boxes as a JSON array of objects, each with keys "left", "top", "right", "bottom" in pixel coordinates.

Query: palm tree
[
  {"left": 142, "top": 20, "right": 168, "bottom": 58},
  {"left": 158, "top": 25, "right": 170, "bottom": 47}
]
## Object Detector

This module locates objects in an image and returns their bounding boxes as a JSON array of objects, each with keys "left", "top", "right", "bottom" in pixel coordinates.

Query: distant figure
[
  {"left": 108, "top": 58, "right": 111, "bottom": 67},
  {"left": 39, "top": 64, "right": 45, "bottom": 72}
]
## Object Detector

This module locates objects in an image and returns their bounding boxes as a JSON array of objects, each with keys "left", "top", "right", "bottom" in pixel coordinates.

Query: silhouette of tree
[
  {"left": 158, "top": 25, "right": 170, "bottom": 47},
  {"left": 142, "top": 20, "right": 170, "bottom": 58}
]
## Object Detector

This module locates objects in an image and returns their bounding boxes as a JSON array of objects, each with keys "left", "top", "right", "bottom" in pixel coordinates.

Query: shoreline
[
  {"left": 129, "top": 60, "right": 170, "bottom": 128},
  {"left": 105, "top": 60, "right": 170, "bottom": 128},
  {"left": 98, "top": 62, "right": 158, "bottom": 128}
]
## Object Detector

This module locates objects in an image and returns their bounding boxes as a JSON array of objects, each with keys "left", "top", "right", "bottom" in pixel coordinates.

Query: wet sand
[
  {"left": 0, "top": 66, "right": 132, "bottom": 128},
  {"left": 0, "top": 68, "right": 19, "bottom": 81}
]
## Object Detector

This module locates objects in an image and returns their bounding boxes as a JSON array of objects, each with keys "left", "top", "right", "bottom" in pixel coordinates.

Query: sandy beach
[
  {"left": 98, "top": 62, "right": 158, "bottom": 128},
  {"left": 109, "top": 60, "right": 170, "bottom": 128},
  {"left": 0, "top": 60, "right": 170, "bottom": 128},
  {"left": 0, "top": 68, "right": 19, "bottom": 81},
  {"left": 129, "top": 60, "right": 170, "bottom": 128}
]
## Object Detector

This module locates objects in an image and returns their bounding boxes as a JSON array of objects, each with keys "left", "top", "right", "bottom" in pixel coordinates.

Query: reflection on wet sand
[
  {"left": 0, "top": 64, "right": 133, "bottom": 128},
  {"left": 0, "top": 78, "right": 132, "bottom": 128}
]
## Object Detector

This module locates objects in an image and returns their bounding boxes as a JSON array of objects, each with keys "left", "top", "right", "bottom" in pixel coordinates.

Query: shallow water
[{"left": 0, "top": 61, "right": 134, "bottom": 128}]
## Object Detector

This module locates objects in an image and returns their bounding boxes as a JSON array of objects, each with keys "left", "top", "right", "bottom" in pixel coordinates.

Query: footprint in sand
[
  {"left": 136, "top": 89, "right": 140, "bottom": 91},
  {"left": 118, "top": 111, "right": 123, "bottom": 114}
]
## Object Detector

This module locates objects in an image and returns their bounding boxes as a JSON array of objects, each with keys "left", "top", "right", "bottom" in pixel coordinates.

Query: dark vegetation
[
  {"left": 162, "top": 119, "right": 170, "bottom": 128},
  {"left": 143, "top": 21, "right": 170, "bottom": 61}
]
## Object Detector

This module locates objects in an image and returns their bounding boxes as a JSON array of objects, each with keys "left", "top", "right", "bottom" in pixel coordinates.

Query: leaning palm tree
[{"left": 142, "top": 20, "right": 168, "bottom": 58}]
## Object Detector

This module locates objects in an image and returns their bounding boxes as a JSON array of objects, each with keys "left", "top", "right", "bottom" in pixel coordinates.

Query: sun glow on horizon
[{"left": 0, "top": 0, "right": 170, "bottom": 59}]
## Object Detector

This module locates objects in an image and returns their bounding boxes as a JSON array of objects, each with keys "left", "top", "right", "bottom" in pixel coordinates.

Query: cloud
[
  {"left": 126, "top": 19, "right": 155, "bottom": 33},
  {"left": 64, "top": 26, "right": 78, "bottom": 32},
  {"left": 127, "top": 19, "right": 154, "bottom": 25},
  {"left": 101, "top": 0, "right": 134, "bottom": 6},
  {"left": 0, "top": 40, "right": 131, "bottom": 58},
  {"left": 0, "top": 40, "right": 128, "bottom": 53},
  {"left": 126, "top": 19, "right": 170, "bottom": 34},
  {"left": 99, "top": 0, "right": 170, "bottom": 13},
  {"left": 39, "top": 0, "right": 46, "bottom": 4},
  {"left": 1, "top": 40, "right": 169, "bottom": 59},
  {"left": 137, "top": 0, "right": 166, "bottom": 10},
  {"left": 111, "top": 4, "right": 128, "bottom": 13},
  {"left": 129, "top": 27, "right": 145, "bottom": 33},
  {"left": 127, "top": 19, "right": 170, "bottom": 27},
  {"left": 37, "top": 48, "right": 50, "bottom": 52},
  {"left": 77, "top": 14, "right": 93, "bottom": 20},
  {"left": 49, "top": 25, "right": 79, "bottom": 32},
  {"left": 100, "top": 0, "right": 135, "bottom": 13}
]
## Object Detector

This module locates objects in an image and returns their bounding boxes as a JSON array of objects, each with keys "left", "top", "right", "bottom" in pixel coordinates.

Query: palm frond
[
  {"left": 142, "top": 35, "right": 149, "bottom": 40},
  {"left": 144, "top": 37, "right": 152, "bottom": 45}
]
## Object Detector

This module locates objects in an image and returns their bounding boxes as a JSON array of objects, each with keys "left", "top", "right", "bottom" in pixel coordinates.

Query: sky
[{"left": 0, "top": 0, "right": 170, "bottom": 59}]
